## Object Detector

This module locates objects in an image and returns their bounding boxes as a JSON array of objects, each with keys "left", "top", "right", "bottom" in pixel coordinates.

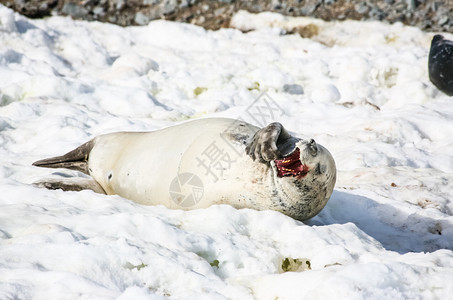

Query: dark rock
[{"left": 428, "top": 35, "right": 453, "bottom": 96}]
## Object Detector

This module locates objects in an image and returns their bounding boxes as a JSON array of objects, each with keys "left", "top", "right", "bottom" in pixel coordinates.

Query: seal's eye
[{"left": 308, "top": 139, "right": 318, "bottom": 156}]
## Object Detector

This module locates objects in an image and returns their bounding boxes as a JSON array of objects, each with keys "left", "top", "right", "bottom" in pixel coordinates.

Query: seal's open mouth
[{"left": 274, "top": 148, "right": 309, "bottom": 178}]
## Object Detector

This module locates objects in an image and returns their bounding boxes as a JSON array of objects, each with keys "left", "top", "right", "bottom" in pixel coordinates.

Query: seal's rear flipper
[
  {"left": 32, "top": 140, "right": 95, "bottom": 175},
  {"left": 33, "top": 178, "right": 106, "bottom": 194}
]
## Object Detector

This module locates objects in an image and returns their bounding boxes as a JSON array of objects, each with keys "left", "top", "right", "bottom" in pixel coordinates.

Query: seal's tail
[{"left": 33, "top": 140, "right": 95, "bottom": 175}]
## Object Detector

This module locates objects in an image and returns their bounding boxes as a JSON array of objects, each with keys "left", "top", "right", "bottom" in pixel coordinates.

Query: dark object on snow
[{"left": 429, "top": 35, "right": 453, "bottom": 96}]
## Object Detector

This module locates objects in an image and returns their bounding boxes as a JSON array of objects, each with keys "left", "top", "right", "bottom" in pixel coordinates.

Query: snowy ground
[{"left": 1, "top": 6, "right": 453, "bottom": 299}]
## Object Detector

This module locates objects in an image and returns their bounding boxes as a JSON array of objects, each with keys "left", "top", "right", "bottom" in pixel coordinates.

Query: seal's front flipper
[
  {"left": 246, "top": 122, "right": 297, "bottom": 163},
  {"left": 33, "top": 178, "right": 106, "bottom": 194},
  {"left": 33, "top": 140, "right": 95, "bottom": 175}
]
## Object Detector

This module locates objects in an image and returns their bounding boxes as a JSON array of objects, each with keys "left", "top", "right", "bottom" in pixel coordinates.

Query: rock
[
  {"left": 93, "top": 6, "right": 105, "bottom": 17},
  {"left": 439, "top": 16, "right": 449, "bottom": 26},
  {"left": 115, "top": 0, "right": 125, "bottom": 10},
  {"left": 283, "top": 84, "right": 304, "bottom": 95},
  {"left": 161, "top": 0, "right": 178, "bottom": 15},
  {"left": 355, "top": 2, "right": 369, "bottom": 15},
  {"left": 62, "top": 3, "right": 88, "bottom": 19},
  {"left": 2, "top": 0, "right": 453, "bottom": 33},
  {"left": 300, "top": 0, "right": 322, "bottom": 15},
  {"left": 134, "top": 12, "right": 150, "bottom": 25}
]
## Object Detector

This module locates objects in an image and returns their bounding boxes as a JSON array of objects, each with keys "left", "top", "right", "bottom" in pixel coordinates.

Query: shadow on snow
[{"left": 307, "top": 190, "right": 453, "bottom": 254}]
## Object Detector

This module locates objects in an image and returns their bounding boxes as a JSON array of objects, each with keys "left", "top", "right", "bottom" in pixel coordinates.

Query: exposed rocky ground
[{"left": 3, "top": 0, "right": 453, "bottom": 33}]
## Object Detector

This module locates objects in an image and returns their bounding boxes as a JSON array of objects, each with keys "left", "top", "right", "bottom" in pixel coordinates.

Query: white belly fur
[{"left": 87, "top": 118, "right": 273, "bottom": 210}]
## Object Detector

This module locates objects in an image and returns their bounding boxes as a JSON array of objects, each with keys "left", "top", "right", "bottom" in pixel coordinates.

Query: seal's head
[
  {"left": 273, "top": 138, "right": 337, "bottom": 221},
  {"left": 275, "top": 138, "right": 336, "bottom": 181}
]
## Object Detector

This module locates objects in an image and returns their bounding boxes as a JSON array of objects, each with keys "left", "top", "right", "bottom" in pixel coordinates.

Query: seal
[
  {"left": 33, "top": 118, "right": 336, "bottom": 221},
  {"left": 428, "top": 34, "right": 453, "bottom": 96}
]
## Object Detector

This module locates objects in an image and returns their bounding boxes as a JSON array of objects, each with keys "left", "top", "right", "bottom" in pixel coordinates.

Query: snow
[{"left": 1, "top": 6, "right": 453, "bottom": 299}]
